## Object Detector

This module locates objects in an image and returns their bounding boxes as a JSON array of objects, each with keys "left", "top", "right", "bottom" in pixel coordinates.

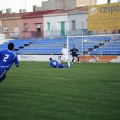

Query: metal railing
[{"left": 3, "top": 29, "right": 120, "bottom": 39}]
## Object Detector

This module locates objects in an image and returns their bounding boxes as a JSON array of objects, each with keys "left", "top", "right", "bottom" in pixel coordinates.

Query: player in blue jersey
[
  {"left": 47, "top": 58, "right": 69, "bottom": 68},
  {"left": 0, "top": 43, "right": 19, "bottom": 83}
]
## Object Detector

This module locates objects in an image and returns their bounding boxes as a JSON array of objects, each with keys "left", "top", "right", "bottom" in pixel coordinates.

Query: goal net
[{"left": 67, "top": 34, "right": 120, "bottom": 63}]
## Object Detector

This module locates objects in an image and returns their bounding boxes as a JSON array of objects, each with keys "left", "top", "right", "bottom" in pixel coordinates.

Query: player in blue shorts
[
  {"left": 47, "top": 58, "right": 69, "bottom": 68},
  {"left": 0, "top": 43, "right": 19, "bottom": 83}
]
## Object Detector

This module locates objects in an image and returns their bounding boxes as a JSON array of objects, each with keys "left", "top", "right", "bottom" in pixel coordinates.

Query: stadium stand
[
  {"left": 0, "top": 39, "right": 35, "bottom": 54},
  {"left": 90, "top": 36, "right": 120, "bottom": 55},
  {"left": 19, "top": 38, "right": 66, "bottom": 55},
  {"left": 0, "top": 36, "right": 120, "bottom": 55}
]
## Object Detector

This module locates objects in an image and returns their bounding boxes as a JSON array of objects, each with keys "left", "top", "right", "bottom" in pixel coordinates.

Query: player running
[
  {"left": 60, "top": 44, "right": 70, "bottom": 67},
  {"left": 69, "top": 45, "right": 80, "bottom": 64},
  {"left": 0, "top": 43, "right": 19, "bottom": 83}
]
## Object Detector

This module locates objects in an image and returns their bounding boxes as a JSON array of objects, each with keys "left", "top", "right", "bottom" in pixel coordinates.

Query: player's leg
[
  {"left": 60, "top": 55, "right": 64, "bottom": 63},
  {"left": 65, "top": 56, "right": 71, "bottom": 67},
  {"left": 77, "top": 54, "right": 80, "bottom": 63},
  {"left": 68, "top": 61, "right": 70, "bottom": 67},
  {"left": 0, "top": 68, "right": 7, "bottom": 83},
  {"left": 72, "top": 55, "right": 75, "bottom": 64},
  {"left": 57, "top": 63, "right": 64, "bottom": 68},
  {"left": 63, "top": 65, "right": 69, "bottom": 68}
]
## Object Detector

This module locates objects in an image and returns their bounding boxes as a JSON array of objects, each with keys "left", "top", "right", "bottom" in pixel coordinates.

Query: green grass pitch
[{"left": 0, "top": 61, "right": 120, "bottom": 120}]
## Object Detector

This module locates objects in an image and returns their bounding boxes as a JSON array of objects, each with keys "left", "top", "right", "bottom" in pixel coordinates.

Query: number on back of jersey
[{"left": 3, "top": 54, "right": 9, "bottom": 62}]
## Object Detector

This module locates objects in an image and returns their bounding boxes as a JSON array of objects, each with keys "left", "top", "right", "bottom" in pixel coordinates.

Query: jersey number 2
[{"left": 3, "top": 54, "right": 9, "bottom": 62}]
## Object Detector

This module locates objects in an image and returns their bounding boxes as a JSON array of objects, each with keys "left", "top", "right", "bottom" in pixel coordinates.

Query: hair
[
  {"left": 8, "top": 43, "right": 14, "bottom": 50},
  {"left": 49, "top": 58, "right": 52, "bottom": 61}
]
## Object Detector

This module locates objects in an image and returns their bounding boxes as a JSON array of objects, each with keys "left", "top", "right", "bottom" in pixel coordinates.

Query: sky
[
  {"left": 0, "top": 0, "right": 48, "bottom": 13},
  {"left": 97, "top": 0, "right": 118, "bottom": 4},
  {"left": 0, "top": 0, "right": 118, "bottom": 13}
]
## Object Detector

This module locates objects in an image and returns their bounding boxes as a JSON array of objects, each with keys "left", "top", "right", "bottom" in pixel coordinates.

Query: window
[
  {"left": 47, "top": 22, "right": 50, "bottom": 30},
  {"left": 72, "top": 20, "right": 75, "bottom": 30},
  {"left": 36, "top": 23, "right": 41, "bottom": 32},
  {"left": 4, "top": 26, "right": 8, "bottom": 32},
  {"left": 24, "top": 23, "right": 28, "bottom": 31}
]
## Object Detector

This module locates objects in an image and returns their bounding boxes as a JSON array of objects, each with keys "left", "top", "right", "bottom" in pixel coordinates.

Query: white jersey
[
  {"left": 61, "top": 48, "right": 69, "bottom": 61},
  {"left": 61, "top": 48, "right": 68, "bottom": 56}
]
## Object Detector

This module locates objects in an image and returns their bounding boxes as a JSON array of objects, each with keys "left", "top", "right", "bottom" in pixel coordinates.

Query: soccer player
[
  {"left": 61, "top": 44, "right": 70, "bottom": 67},
  {"left": 0, "top": 43, "right": 19, "bottom": 83},
  {"left": 69, "top": 45, "right": 80, "bottom": 64},
  {"left": 47, "top": 58, "right": 69, "bottom": 68}
]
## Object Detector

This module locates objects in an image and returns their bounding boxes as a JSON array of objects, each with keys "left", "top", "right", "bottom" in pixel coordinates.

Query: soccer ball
[{"left": 83, "top": 39, "right": 87, "bottom": 44}]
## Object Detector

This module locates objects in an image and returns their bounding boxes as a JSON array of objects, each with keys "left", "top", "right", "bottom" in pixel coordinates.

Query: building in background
[
  {"left": 6, "top": 8, "right": 12, "bottom": 14},
  {"left": 33, "top": 0, "right": 97, "bottom": 12},
  {"left": 76, "top": 0, "right": 97, "bottom": 7},
  {"left": 1, "top": 1, "right": 120, "bottom": 38},
  {"left": 21, "top": 10, "right": 56, "bottom": 38},
  {"left": 44, "top": 7, "right": 88, "bottom": 37},
  {"left": 0, "top": 9, "right": 28, "bottom": 38}
]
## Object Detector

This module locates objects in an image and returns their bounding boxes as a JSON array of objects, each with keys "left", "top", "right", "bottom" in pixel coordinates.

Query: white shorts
[{"left": 61, "top": 55, "right": 70, "bottom": 61}]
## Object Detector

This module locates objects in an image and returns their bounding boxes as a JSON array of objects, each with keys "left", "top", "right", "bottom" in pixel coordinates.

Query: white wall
[
  {"left": 17, "top": 55, "right": 120, "bottom": 63},
  {"left": 0, "top": 21, "right": 5, "bottom": 44},
  {"left": 43, "top": 12, "right": 88, "bottom": 37},
  {"left": 18, "top": 55, "right": 60, "bottom": 61},
  {"left": 44, "top": 13, "right": 68, "bottom": 37},
  {"left": 0, "top": 34, "right": 6, "bottom": 44},
  {"left": 69, "top": 12, "right": 88, "bottom": 29}
]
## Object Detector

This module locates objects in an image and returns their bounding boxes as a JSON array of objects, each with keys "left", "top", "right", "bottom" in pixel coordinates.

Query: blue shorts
[
  {"left": 56, "top": 63, "right": 63, "bottom": 68},
  {"left": 0, "top": 67, "right": 6, "bottom": 82}
]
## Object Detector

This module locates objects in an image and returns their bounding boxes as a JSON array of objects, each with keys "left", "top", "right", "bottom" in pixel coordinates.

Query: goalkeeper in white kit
[{"left": 60, "top": 44, "right": 71, "bottom": 68}]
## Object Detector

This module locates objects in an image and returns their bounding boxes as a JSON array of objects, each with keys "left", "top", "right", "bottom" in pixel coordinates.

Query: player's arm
[
  {"left": 61, "top": 49, "right": 63, "bottom": 54},
  {"left": 77, "top": 50, "right": 80, "bottom": 57},
  {"left": 47, "top": 64, "right": 51, "bottom": 68},
  {"left": 0, "top": 51, "right": 1, "bottom": 57},
  {"left": 14, "top": 55, "right": 19, "bottom": 67},
  {"left": 0, "top": 51, "right": 2, "bottom": 59},
  {"left": 47, "top": 63, "right": 53, "bottom": 68},
  {"left": 76, "top": 48, "right": 80, "bottom": 54},
  {"left": 47, "top": 63, "right": 50, "bottom": 68},
  {"left": 47, "top": 65, "right": 53, "bottom": 68},
  {"left": 61, "top": 49, "right": 65, "bottom": 55}
]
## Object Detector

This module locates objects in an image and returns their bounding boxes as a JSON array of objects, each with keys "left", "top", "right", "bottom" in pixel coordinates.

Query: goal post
[{"left": 67, "top": 34, "right": 120, "bottom": 63}]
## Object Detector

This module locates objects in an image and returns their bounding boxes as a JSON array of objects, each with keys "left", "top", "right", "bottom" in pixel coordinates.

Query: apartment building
[{"left": 33, "top": 0, "right": 97, "bottom": 11}]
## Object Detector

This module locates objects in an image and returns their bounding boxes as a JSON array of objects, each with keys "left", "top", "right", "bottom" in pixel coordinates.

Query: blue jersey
[
  {"left": 49, "top": 60, "right": 58, "bottom": 68},
  {"left": 0, "top": 50, "right": 19, "bottom": 70},
  {"left": 48, "top": 60, "right": 63, "bottom": 68}
]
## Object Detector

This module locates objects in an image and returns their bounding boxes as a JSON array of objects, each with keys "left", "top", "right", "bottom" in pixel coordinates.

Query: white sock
[{"left": 68, "top": 61, "right": 70, "bottom": 67}]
